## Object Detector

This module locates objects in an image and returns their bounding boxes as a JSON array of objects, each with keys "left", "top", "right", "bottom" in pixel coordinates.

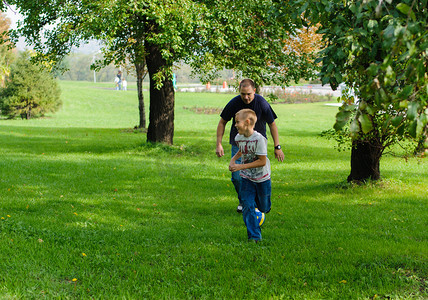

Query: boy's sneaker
[{"left": 237, "top": 205, "right": 243, "bottom": 213}]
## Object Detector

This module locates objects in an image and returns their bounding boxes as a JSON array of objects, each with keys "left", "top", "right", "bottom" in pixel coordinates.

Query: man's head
[{"left": 239, "top": 79, "right": 256, "bottom": 105}]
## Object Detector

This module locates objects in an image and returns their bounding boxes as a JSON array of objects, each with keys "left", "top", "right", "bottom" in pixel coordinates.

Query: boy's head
[{"left": 235, "top": 109, "right": 257, "bottom": 136}]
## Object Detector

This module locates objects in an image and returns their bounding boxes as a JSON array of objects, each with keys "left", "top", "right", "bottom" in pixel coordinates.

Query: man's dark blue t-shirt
[{"left": 220, "top": 94, "right": 277, "bottom": 145}]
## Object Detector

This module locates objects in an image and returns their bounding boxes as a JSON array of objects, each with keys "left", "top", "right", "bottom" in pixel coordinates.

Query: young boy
[{"left": 229, "top": 109, "right": 271, "bottom": 242}]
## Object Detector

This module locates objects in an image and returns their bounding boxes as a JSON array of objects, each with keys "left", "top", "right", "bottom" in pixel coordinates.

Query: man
[{"left": 216, "top": 79, "right": 284, "bottom": 213}]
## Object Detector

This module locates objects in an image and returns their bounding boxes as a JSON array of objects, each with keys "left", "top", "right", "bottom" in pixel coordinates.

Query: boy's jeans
[
  {"left": 241, "top": 178, "right": 271, "bottom": 241},
  {"left": 231, "top": 145, "right": 242, "bottom": 206}
]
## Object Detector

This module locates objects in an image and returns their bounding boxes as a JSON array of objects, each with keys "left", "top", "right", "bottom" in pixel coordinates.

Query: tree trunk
[
  {"left": 146, "top": 43, "right": 175, "bottom": 145},
  {"left": 347, "top": 139, "right": 383, "bottom": 182},
  {"left": 135, "top": 62, "right": 146, "bottom": 129},
  {"left": 414, "top": 124, "right": 428, "bottom": 155}
]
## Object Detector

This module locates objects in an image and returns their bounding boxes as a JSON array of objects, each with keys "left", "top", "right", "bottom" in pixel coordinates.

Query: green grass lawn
[{"left": 1, "top": 80, "right": 427, "bottom": 299}]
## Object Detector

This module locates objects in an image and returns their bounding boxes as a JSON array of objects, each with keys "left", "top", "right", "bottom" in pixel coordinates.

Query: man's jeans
[
  {"left": 241, "top": 178, "right": 271, "bottom": 241},
  {"left": 231, "top": 145, "right": 242, "bottom": 206}
]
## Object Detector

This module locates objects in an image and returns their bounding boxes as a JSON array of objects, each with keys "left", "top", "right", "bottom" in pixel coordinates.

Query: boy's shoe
[
  {"left": 237, "top": 205, "right": 243, "bottom": 213},
  {"left": 255, "top": 208, "right": 265, "bottom": 226},
  {"left": 248, "top": 239, "right": 261, "bottom": 244}
]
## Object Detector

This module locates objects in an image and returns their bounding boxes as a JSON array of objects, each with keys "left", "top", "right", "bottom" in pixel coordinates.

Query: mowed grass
[{"left": 0, "top": 80, "right": 427, "bottom": 299}]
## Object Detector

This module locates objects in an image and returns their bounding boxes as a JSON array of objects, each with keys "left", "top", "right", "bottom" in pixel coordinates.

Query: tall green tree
[
  {"left": 5, "top": 0, "right": 315, "bottom": 144},
  {"left": 307, "top": 0, "right": 427, "bottom": 181},
  {"left": 190, "top": 0, "right": 317, "bottom": 89},
  {"left": 0, "top": 12, "right": 14, "bottom": 87},
  {"left": 0, "top": 51, "right": 62, "bottom": 119}
]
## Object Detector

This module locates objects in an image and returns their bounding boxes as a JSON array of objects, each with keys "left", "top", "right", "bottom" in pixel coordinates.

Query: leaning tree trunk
[
  {"left": 347, "top": 139, "right": 383, "bottom": 182},
  {"left": 146, "top": 43, "right": 175, "bottom": 145},
  {"left": 414, "top": 124, "right": 428, "bottom": 155},
  {"left": 135, "top": 62, "right": 147, "bottom": 129}
]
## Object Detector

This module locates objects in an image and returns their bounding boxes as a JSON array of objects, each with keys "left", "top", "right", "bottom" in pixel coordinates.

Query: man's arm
[
  {"left": 268, "top": 121, "right": 284, "bottom": 162},
  {"left": 216, "top": 118, "right": 228, "bottom": 157}
]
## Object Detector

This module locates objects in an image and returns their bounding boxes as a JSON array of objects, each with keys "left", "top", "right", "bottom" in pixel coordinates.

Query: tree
[
  {"left": 6, "top": 0, "right": 206, "bottom": 144},
  {"left": 190, "top": 0, "right": 317, "bottom": 90},
  {"left": 307, "top": 0, "right": 427, "bottom": 182},
  {"left": 5, "top": 0, "right": 315, "bottom": 144},
  {"left": 0, "top": 51, "right": 62, "bottom": 119},
  {"left": 0, "top": 12, "right": 14, "bottom": 87}
]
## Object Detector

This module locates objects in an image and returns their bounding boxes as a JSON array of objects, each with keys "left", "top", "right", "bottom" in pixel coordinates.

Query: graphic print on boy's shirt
[{"left": 235, "top": 132, "right": 270, "bottom": 182}]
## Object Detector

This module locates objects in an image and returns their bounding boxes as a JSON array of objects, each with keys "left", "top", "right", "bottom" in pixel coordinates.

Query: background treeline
[
  {"left": 56, "top": 53, "right": 137, "bottom": 83},
  {"left": 57, "top": 53, "right": 234, "bottom": 85}
]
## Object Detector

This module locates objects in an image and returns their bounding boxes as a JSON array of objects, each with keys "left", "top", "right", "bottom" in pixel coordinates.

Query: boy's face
[
  {"left": 235, "top": 114, "right": 250, "bottom": 136},
  {"left": 239, "top": 85, "right": 256, "bottom": 104}
]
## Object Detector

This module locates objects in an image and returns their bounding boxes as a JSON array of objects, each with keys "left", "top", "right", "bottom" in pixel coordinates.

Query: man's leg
[{"left": 231, "top": 145, "right": 243, "bottom": 213}]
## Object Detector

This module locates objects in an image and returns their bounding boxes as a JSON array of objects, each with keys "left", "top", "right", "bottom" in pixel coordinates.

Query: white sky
[
  {"left": 4, "top": 5, "right": 99, "bottom": 53},
  {"left": 4, "top": 5, "right": 30, "bottom": 50},
  {"left": 4, "top": 4, "right": 21, "bottom": 28}
]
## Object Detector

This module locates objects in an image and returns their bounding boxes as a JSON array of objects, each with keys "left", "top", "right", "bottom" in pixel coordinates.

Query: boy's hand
[{"left": 229, "top": 162, "right": 241, "bottom": 172}]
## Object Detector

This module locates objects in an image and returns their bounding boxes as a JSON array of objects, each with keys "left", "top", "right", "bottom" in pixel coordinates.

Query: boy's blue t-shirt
[{"left": 220, "top": 94, "right": 277, "bottom": 145}]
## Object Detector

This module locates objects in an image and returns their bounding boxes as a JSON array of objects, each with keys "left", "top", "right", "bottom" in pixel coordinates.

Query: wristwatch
[{"left": 274, "top": 145, "right": 281, "bottom": 150}]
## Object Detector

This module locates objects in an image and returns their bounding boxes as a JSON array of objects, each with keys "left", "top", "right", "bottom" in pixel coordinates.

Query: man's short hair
[
  {"left": 239, "top": 78, "right": 255, "bottom": 90},
  {"left": 236, "top": 109, "right": 257, "bottom": 126}
]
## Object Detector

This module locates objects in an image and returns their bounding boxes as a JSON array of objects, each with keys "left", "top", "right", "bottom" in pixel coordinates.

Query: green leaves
[
  {"left": 0, "top": 51, "right": 62, "bottom": 119},
  {"left": 396, "top": 3, "right": 416, "bottom": 21},
  {"left": 399, "top": 85, "right": 413, "bottom": 99},
  {"left": 358, "top": 113, "right": 374, "bottom": 134},
  {"left": 307, "top": 0, "right": 428, "bottom": 155},
  {"left": 334, "top": 109, "right": 353, "bottom": 131},
  {"left": 407, "top": 102, "right": 420, "bottom": 121}
]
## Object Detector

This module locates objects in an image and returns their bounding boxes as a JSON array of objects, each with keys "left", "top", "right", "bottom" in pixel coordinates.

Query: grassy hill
[{"left": 0, "top": 81, "right": 426, "bottom": 299}]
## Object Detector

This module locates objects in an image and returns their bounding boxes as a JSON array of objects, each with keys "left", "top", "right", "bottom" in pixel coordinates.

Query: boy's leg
[
  {"left": 231, "top": 145, "right": 243, "bottom": 212},
  {"left": 254, "top": 179, "right": 271, "bottom": 214},
  {"left": 241, "top": 178, "right": 262, "bottom": 241}
]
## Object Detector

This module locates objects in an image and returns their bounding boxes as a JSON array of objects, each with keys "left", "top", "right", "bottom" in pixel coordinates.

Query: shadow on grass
[{"left": 0, "top": 125, "right": 215, "bottom": 158}]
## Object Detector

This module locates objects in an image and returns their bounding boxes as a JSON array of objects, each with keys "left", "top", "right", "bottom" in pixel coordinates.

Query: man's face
[{"left": 239, "top": 85, "right": 256, "bottom": 105}]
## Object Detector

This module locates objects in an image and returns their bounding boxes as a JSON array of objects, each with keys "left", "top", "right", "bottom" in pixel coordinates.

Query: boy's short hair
[
  {"left": 239, "top": 78, "right": 255, "bottom": 90},
  {"left": 236, "top": 109, "right": 257, "bottom": 126}
]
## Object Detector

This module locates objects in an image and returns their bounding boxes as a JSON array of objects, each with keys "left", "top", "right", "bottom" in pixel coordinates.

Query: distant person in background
[
  {"left": 116, "top": 71, "right": 122, "bottom": 90},
  {"left": 114, "top": 76, "right": 119, "bottom": 90},
  {"left": 122, "top": 79, "right": 127, "bottom": 91},
  {"left": 173, "top": 73, "right": 177, "bottom": 91}
]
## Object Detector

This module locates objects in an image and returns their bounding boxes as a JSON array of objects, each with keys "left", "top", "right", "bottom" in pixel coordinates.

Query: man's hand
[
  {"left": 274, "top": 149, "right": 285, "bottom": 162},
  {"left": 216, "top": 144, "right": 225, "bottom": 158},
  {"left": 216, "top": 118, "right": 227, "bottom": 157}
]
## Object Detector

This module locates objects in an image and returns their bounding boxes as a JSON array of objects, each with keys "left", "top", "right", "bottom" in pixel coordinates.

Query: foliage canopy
[
  {"left": 4, "top": 0, "right": 318, "bottom": 143},
  {"left": 0, "top": 51, "right": 62, "bottom": 119},
  {"left": 308, "top": 0, "right": 427, "bottom": 147},
  {"left": 0, "top": 12, "right": 14, "bottom": 86},
  {"left": 307, "top": 0, "right": 427, "bottom": 180}
]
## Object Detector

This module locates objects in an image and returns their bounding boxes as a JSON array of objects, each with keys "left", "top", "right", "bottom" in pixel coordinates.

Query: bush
[{"left": 0, "top": 51, "right": 62, "bottom": 119}]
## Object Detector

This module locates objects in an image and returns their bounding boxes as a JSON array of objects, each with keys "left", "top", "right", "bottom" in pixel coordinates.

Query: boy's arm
[
  {"left": 229, "top": 150, "right": 242, "bottom": 171},
  {"left": 230, "top": 155, "right": 266, "bottom": 172}
]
